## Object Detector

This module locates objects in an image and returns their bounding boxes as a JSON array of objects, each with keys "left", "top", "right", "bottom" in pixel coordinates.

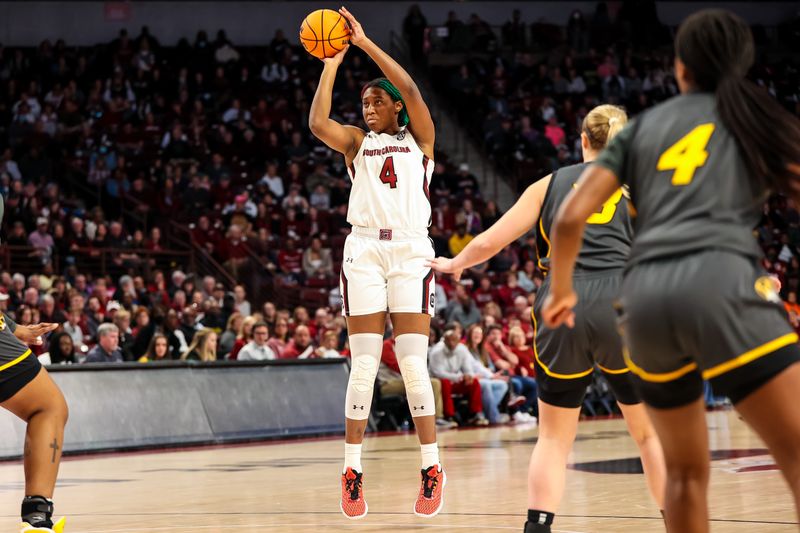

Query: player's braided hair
[
  {"left": 676, "top": 9, "right": 800, "bottom": 197},
  {"left": 361, "top": 78, "right": 409, "bottom": 127}
]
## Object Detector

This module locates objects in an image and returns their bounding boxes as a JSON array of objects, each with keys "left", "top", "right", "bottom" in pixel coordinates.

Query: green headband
[{"left": 374, "top": 79, "right": 409, "bottom": 127}]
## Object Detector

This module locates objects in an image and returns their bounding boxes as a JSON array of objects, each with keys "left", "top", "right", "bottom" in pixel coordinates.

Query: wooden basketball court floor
[{"left": 0, "top": 410, "right": 796, "bottom": 532}]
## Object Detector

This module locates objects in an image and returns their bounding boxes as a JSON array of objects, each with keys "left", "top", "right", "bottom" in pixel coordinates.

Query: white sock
[
  {"left": 420, "top": 442, "right": 440, "bottom": 469},
  {"left": 344, "top": 443, "right": 363, "bottom": 473}
]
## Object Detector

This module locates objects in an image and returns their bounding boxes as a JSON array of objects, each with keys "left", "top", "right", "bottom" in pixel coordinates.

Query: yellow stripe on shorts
[
  {"left": 702, "top": 333, "right": 799, "bottom": 380},
  {"left": 0, "top": 349, "right": 32, "bottom": 372}
]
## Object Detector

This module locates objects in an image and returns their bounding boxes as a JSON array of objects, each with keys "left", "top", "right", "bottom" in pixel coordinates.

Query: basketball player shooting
[{"left": 308, "top": 5, "right": 444, "bottom": 521}]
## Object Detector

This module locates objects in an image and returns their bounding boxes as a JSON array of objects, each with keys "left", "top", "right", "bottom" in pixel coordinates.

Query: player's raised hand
[
  {"left": 321, "top": 44, "right": 350, "bottom": 66},
  {"left": 426, "top": 257, "right": 464, "bottom": 282},
  {"left": 542, "top": 289, "right": 577, "bottom": 329},
  {"left": 339, "top": 6, "right": 367, "bottom": 46}
]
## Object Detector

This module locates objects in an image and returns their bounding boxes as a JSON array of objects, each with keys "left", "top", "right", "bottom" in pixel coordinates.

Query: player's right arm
[
  {"left": 309, "top": 46, "right": 365, "bottom": 163},
  {"left": 427, "top": 175, "right": 551, "bottom": 280}
]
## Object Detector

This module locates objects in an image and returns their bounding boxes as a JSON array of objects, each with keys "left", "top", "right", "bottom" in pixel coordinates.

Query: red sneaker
[
  {"left": 414, "top": 464, "right": 446, "bottom": 518},
  {"left": 340, "top": 467, "right": 368, "bottom": 519}
]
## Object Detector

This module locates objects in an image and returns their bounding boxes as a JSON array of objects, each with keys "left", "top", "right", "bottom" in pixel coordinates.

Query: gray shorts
[
  {"left": 619, "top": 250, "right": 799, "bottom": 406},
  {"left": 533, "top": 270, "right": 639, "bottom": 407},
  {"left": 534, "top": 270, "right": 628, "bottom": 378}
]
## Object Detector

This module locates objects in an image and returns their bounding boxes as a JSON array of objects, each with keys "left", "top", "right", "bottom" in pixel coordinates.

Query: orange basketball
[{"left": 300, "top": 9, "right": 351, "bottom": 59}]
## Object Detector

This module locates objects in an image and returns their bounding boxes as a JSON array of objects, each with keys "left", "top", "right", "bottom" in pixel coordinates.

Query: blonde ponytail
[{"left": 582, "top": 104, "right": 628, "bottom": 149}]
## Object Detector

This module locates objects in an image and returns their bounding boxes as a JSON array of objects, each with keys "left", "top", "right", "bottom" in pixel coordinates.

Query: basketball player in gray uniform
[
  {"left": 0, "top": 196, "right": 68, "bottom": 533},
  {"left": 429, "top": 104, "right": 665, "bottom": 533},
  {"left": 544, "top": 10, "right": 800, "bottom": 532}
]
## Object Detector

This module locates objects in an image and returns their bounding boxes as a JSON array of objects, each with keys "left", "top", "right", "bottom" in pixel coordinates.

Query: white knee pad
[
  {"left": 396, "top": 333, "right": 435, "bottom": 418},
  {"left": 345, "top": 333, "right": 383, "bottom": 420}
]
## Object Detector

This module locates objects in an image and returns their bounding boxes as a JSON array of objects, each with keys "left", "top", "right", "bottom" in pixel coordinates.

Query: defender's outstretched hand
[
  {"left": 426, "top": 257, "right": 464, "bottom": 282},
  {"left": 339, "top": 6, "right": 367, "bottom": 46},
  {"left": 15, "top": 323, "right": 58, "bottom": 346}
]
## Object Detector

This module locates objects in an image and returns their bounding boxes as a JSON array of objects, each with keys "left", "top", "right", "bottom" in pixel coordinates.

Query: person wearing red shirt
[
  {"left": 484, "top": 325, "right": 537, "bottom": 417},
  {"left": 217, "top": 223, "right": 250, "bottom": 278},
  {"left": 192, "top": 215, "right": 222, "bottom": 255},
  {"left": 508, "top": 326, "right": 536, "bottom": 377},
  {"left": 496, "top": 272, "right": 527, "bottom": 310},
  {"left": 473, "top": 276, "right": 497, "bottom": 309},
  {"left": 277, "top": 238, "right": 303, "bottom": 281},
  {"left": 282, "top": 325, "right": 315, "bottom": 359}
]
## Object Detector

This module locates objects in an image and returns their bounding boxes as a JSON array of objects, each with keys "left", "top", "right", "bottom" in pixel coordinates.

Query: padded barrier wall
[{"left": 0, "top": 359, "right": 349, "bottom": 459}]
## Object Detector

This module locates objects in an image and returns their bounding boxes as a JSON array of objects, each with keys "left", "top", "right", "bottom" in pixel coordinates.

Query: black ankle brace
[
  {"left": 525, "top": 509, "right": 555, "bottom": 532},
  {"left": 22, "top": 495, "right": 53, "bottom": 528}
]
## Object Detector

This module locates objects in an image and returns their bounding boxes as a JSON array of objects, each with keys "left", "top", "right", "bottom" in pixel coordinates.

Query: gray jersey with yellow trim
[
  {"left": 536, "top": 162, "right": 632, "bottom": 273},
  {"left": 594, "top": 92, "right": 763, "bottom": 267}
]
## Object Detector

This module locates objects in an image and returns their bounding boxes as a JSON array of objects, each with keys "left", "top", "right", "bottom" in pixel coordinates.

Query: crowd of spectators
[
  {"left": 0, "top": 4, "right": 797, "bottom": 425},
  {"left": 414, "top": 3, "right": 800, "bottom": 191}
]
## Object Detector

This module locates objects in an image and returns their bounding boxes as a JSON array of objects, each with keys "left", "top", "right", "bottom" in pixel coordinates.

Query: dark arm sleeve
[{"left": 593, "top": 119, "right": 636, "bottom": 185}]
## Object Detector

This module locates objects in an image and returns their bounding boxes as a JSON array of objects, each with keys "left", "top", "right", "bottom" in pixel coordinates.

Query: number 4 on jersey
[
  {"left": 380, "top": 156, "right": 398, "bottom": 188},
  {"left": 657, "top": 123, "right": 715, "bottom": 186}
]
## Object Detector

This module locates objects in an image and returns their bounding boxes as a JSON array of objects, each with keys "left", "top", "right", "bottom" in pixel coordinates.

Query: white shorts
[{"left": 340, "top": 227, "right": 436, "bottom": 317}]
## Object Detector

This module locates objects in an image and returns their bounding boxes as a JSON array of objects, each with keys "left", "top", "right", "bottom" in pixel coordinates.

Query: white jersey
[{"left": 346, "top": 127, "right": 433, "bottom": 230}]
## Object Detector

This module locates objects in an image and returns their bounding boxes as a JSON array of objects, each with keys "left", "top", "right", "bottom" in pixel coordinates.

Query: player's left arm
[
  {"left": 428, "top": 175, "right": 550, "bottom": 280},
  {"left": 339, "top": 6, "right": 435, "bottom": 157},
  {"left": 544, "top": 165, "right": 621, "bottom": 328}
]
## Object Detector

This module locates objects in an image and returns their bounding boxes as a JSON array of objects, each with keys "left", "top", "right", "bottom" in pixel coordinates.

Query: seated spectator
[
  {"left": 309, "top": 184, "right": 331, "bottom": 210},
  {"left": 445, "top": 284, "right": 481, "bottom": 328},
  {"left": 233, "top": 284, "right": 251, "bottom": 316},
  {"left": 277, "top": 238, "right": 304, "bottom": 282},
  {"left": 131, "top": 306, "right": 156, "bottom": 357},
  {"left": 62, "top": 309, "right": 86, "bottom": 350},
  {"left": 429, "top": 327, "right": 503, "bottom": 425},
  {"left": 39, "top": 294, "right": 65, "bottom": 324},
  {"left": 457, "top": 199, "right": 482, "bottom": 235},
  {"left": 40, "top": 331, "right": 76, "bottom": 365},
  {"left": 237, "top": 322, "right": 276, "bottom": 360},
  {"left": 219, "top": 311, "right": 242, "bottom": 358},
  {"left": 544, "top": 116, "right": 566, "bottom": 148},
  {"left": 448, "top": 224, "right": 474, "bottom": 256},
  {"left": 315, "top": 330, "right": 343, "bottom": 358},
  {"left": 282, "top": 324, "right": 314, "bottom": 359},
  {"left": 28, "top": 217, "right": 54, "bottom": 262},
  {"left": 517, "top": 259, "right": 537, "bottom": 293},
  {"left": 302, "top": 235, "right": 334, "bottom": 280},
  {"left": 262, "top": 301, "right": 277, "bottom": 330},
  {"left": 496, "top": 272, "right": 527, "bottom": 310},
  {"left": 379, "top": 333, "right": 458, "bottom": 429},
  {"left": 164, "top": 309, "right": 188, "bottom": 359},
  {"left": 84, "top": 323, "right": 123, "bottom": 363},
  {"left": 179, "top": 305, "right": 199, "bottom": 343},
  {"left": 267, "top": 317, "right": 290, "bottom": 358},
  {"left": 180, "top": 327, "right": 218, "bottom": 361},
  {"left": 217, "top": 224, "right": 250, "bottom": 278},
  {"left": 259, "top": 162, "right": 284, "bottom": 199},
  {"left": 309, "top": 307, "right": 332, "bottom": 343},
  {"left": 229, "top": 315, "right": 257, "bottom": 360},
  {"left": 114, "top": 308, "right": 136, "bottom": 361},
  {"left": 508, "top": 327, "right": 535, "bottom": 374},
  {"left": 139, "top": 334, "right": 170, "bottom": 363},
  {"left": 484, "top": 325, "right": 537, "bottom": 417},
  {"left": 281, "top": 184, "right": 309, "bottom": 212},
  {"left": 6, "top": 221, "right": 28, "bottom": 246},
  {"left": 473, "top": 276, "right": 496, "bottom": 308}
]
